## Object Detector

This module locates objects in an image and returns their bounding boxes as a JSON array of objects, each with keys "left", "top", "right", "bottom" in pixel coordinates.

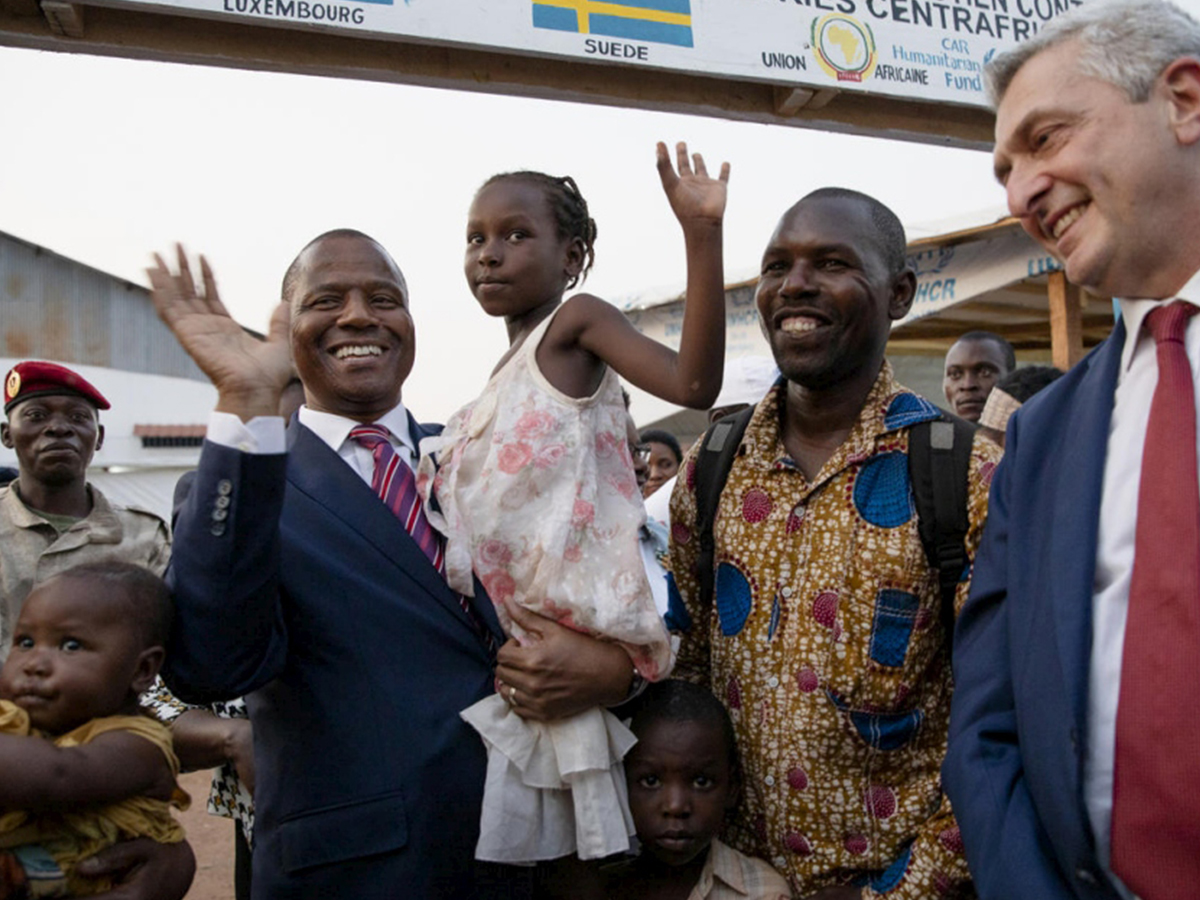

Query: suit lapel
[
  {"left": 286, "top": 422, "right": 496, "bottom": 647},
  {"left": 1049, "top": 320, "right": 1125, "bottom": 731}
]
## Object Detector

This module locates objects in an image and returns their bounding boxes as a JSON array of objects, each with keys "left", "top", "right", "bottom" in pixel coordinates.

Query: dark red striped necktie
[{"left": 349, "top": 424, "right": 445, "bottom": 573}]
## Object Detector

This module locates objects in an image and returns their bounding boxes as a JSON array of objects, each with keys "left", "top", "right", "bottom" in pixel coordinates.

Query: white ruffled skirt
[{"left": 460, "top": 694, "right": 637, "bottom": 863}]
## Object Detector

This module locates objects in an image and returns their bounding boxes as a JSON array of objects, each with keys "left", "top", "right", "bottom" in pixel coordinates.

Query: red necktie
[
  {"left": 349, "top": 424, "right": 445, "bottom": 573},
  {"left": 1111, "top": 300, "right": 1200, "bottom": 899},
  {"left": 349, "top": 424, "right": 495, "bottom": 653}
]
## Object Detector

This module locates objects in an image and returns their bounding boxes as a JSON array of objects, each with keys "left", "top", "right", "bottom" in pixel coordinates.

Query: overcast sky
[{"left": 0, "top": 37, "right": 1043, "bottom": 422}]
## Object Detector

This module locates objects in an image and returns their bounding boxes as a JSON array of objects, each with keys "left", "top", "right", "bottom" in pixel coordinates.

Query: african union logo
[
  {"left": 533, "top": 0, "right": 693, "bottom": 48},
  {"left": 811, "top": 13, "right": 877, "bottom": 82}
]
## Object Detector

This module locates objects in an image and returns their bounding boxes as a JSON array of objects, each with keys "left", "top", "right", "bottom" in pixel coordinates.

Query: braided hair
[{"left": 480, "top": 172, "right": 598, "bottom": 289}]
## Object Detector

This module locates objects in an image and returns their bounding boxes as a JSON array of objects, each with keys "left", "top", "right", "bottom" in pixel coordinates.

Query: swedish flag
[{"left": 533, "top": 0, "right": 693, "bottom": 48}]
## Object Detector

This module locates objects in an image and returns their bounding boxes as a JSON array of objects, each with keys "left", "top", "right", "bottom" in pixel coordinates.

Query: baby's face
[
  {"left": 0, "top": 577, "right": 145, "bottom": 734},
  {"left": 626, "top": 718, "right": 736, "bottom": 867}
]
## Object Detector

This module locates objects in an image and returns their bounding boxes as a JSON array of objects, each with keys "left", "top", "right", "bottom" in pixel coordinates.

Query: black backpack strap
[
  {"left": 908, "top": 414, "right": 976, "bottom": 647},
  {"left": 693, "top": 407, "right": 755, "bottom": 612}
]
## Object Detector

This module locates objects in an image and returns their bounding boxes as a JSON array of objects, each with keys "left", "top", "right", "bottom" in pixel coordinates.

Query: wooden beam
[
  {"left": 40, "top": 0, "right": 82, "bottom": 37},
  {"left": 0, "top": 0, "right": 39, "bottom": 17},
  {"left": 773, "top": 85, "right": 839, "bottom": 116},
  {"left": 1048, "top": 270, "right": 1084, "bottom": 369}
]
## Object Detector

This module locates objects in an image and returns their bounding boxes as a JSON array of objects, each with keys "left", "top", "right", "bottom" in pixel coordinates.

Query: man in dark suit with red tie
[
  {"left": 943, "top": 3, "right": 1200, "bottom": 900},
  {"left": 148, "top": 231, "right": 636, "bottom": 898}
]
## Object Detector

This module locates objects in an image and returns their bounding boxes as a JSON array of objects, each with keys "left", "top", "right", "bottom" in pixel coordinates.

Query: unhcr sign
[{"left": 899, "top": 224, "right": 1062, "bottom": 326}]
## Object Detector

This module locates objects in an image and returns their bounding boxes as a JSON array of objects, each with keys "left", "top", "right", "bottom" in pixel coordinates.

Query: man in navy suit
[
  {"left": 148, "top": 231, "right": 636, "bottom": 898},
  {"left": 943, "top": 3, "right": 1200, "bottom": 899}
]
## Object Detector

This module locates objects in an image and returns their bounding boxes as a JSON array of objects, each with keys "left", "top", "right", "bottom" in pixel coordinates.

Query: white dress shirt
[
  {"left": 204, "top": 402, "right": 419, "bottom": 485},
  {"left": 1086, "top": 269, "right": 1200, "bottom": 900}
]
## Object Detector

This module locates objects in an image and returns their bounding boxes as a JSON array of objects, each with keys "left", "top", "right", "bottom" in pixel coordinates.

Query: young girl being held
[
  {"left": 418, "top": 142, "right": 728, "bottom": 865},
  {"left": 0, "top": 562, "right": 189, "bottom": 898}
]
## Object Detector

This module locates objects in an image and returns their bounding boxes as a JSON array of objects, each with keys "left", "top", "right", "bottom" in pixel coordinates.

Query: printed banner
[
  {"left": 900, "top": 227, "right": 1060, "bottom": 324},
  {"left": 90, "top": 0, "right": 1091, "bottom": 107}
]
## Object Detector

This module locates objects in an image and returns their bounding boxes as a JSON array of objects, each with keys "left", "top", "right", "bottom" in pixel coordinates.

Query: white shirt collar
[
  {"left": 1118, "top": 268, "right": 1200, "bottom": 371},
  {"left": 297, "top": 402, "right": 415, "bottom": 456}
]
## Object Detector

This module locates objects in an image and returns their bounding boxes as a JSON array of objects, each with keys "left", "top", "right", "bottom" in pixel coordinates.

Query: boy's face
[
  {"left": 0, "top": 576, "right": 159, "bottom": 734},
  {"left": 626, "top": 717, "right": 737, "bottom": 867}
]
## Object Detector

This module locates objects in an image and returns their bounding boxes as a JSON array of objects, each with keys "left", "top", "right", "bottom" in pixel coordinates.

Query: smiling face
[
  {"left": 942, "top": 338, "right": 1012, "bottom": 421},
  {"left": 626, "top": 717, "right": 736, "bottom": 868},
  {"left": 0, "top": 576, "right": 157, "bottom": 735},
  {"left": 464, "top": 179, "right": 583, "bottom": 325},
  {"left": 1, "top": 395, "right": 103, "bottom": 489},
  {"left": 994, "top": 41, "right": 1200, "bottom": 299},
  {"left": 288, "top": 234, "right": 415, "bottom": 422},
  {"left": 755, "top": 196, "right": 914, "bottom": 392}
]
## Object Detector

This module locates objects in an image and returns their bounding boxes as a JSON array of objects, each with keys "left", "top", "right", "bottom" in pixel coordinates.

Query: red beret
[{"left": 4, "top": 361, "right": 111, "bottom": 414}]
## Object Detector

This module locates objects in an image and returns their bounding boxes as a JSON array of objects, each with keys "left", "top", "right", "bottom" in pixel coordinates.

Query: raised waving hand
[
  {"left": 655, "top": 139, "right": 730, "bottom": 228},
  {"left": 147, "top": 244, "right": 293, "bottom": 420}
]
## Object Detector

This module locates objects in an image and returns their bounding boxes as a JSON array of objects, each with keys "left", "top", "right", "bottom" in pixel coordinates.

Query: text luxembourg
[{"left": 222, "top": 0, "right": 366, "bottom": 24}]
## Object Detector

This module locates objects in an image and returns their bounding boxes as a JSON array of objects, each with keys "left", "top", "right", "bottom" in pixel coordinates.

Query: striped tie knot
[
  {"left": 348, "top": 423, "right": 444, "bottom": 574},
  {"left": 1146, "top": 300, "right": 1199, "bottom": 346},
  {"left": 349, "top": 423, "right": 391, "bottom": 449}
]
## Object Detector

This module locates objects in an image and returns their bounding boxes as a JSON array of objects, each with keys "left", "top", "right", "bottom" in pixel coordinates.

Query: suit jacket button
[
  {"left": 211, "top": 522, "right": 227, "bottom": 537},
  {"left": 1075, "top": 867, "right": 1098, "bottom": 885},
  {"left": 217, "top": 479, "right": 233, "bottom": 496},
  {"left": 212, "top": 508, "right": 229, "bottom": 522},
  {"left": 215, "top": 495, "right": 231, "bottom": 509}
]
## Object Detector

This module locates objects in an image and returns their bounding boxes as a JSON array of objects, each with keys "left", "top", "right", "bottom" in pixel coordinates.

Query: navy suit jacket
[
  {"left": 164, "top": 417, "right": 515, "bottom": 899},
  {"left": 944, "top": 323, "right": 1129, "bottom": 900}
]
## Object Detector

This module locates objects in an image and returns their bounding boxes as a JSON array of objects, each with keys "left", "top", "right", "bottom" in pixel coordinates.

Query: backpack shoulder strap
[
  {"left": 693, "top": 406, "right": 755, "bottom": 612},
  {"left": 908, "top": 413, "right": 976, "bottom": 645}
]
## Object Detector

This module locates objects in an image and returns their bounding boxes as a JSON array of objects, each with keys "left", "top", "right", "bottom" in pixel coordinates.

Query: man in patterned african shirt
[{"left": 669, "top": 188, "right": 1000, "bottom": 899}]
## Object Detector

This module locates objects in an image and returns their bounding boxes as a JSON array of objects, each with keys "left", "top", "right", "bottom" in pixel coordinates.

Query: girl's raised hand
[{"left": 655, "top": 140, "right": 730, "bottom": 227}]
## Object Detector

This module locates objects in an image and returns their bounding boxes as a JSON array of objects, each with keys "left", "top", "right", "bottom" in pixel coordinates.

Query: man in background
[
  {"left": 942, "top": 331, "right": 1015, "bottom": 421},
  {"left": 0, "top": 361, "right": 169, "bottom": 660}
]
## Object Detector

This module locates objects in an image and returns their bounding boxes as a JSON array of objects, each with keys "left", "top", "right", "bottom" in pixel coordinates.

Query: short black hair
[
  {"left": 799, "top": 187, "right": 908, "bottom": 275},
  {"left": 953, "top": 331, "right": 1017, "bottom": 372},
  {"left": 281, "top": 228, "right": 389, "bottom": 303},
  {"left": 638, "top": 429, "right": 682, "bottom": 465},
  {"left": 628, "top": 679, "right": 738, "bottom": 768},
  {"left": 49, "top": 561, "right": 173, "bottom": 649},
  {"left": 996, "top": 364, "right": 1062, "bottom": 403},
  {"left": 479, "top": 171, "right": 598, "bottom": 290}
]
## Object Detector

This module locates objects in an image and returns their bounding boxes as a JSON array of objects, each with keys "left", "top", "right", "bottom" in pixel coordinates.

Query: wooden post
[{"left": 1048, "top": 270, "right": 1083, "bottom": 370}]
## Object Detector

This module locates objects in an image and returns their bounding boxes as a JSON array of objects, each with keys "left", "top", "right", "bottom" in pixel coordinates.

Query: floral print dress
[{"left": 417, "top": 304, "right": 673, "bottom": 862}]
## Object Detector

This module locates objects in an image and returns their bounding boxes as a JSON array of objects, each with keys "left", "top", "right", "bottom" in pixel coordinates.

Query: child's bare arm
[
  {"left": 568, "top": 142, "right": 728, "bottom": 409},
  {"left": 0, "top": 730, "right": 175, "bottom": 811}
]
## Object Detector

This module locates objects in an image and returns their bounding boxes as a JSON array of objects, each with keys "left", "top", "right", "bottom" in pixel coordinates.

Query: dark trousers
[{"left": 234, "top": 823, "right": 252, "bottom": 900}]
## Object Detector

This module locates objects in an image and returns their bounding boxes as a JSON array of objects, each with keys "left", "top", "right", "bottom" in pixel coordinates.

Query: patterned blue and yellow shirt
[{"left": 669, "top": 363, "right": 999, "bottom": 898}]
